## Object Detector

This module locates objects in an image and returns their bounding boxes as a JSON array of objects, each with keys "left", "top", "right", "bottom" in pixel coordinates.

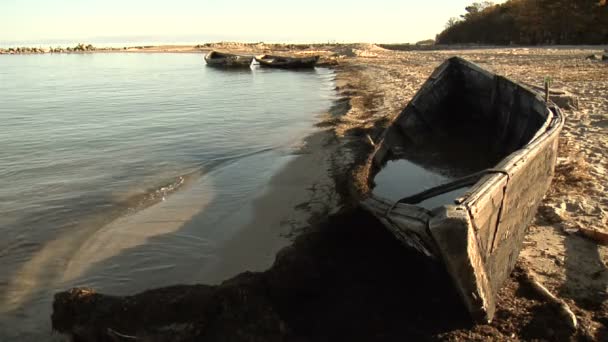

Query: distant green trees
[
  {"left": 73, "top": 43, "right": 95, "bottom": 51},
  {"left": 436, "top": 0, "right": 608, "bottom": 45}
]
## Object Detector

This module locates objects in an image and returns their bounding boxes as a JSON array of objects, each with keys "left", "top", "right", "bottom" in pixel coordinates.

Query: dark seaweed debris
[{"left": 52, "top": 209, "right": 472, "bottom": 341}]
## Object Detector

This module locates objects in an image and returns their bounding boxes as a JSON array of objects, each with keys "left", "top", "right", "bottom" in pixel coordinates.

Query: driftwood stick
[
  {"left": 522, "top": 269, "right": 578, "bottom": 330},
  {"left": 107, "top": 328, "right": 138, "bottom": 341},
  {"left": 366, "top": 134, "right": 376, "bottom": 147},
  {"left": 396, "top": 176, "right": 478, "bottom": 205},
  {"left": 394, "top": 168, "right": 507, "bottom": 205},
  {"left": 578, "top": 227, "right": 608, "bottom": 246}
]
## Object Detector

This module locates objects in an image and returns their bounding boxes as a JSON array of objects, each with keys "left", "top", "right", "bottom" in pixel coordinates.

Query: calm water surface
[
  {"left": 373, "top": 159, "right": 469, "bottom": 209},
  {"left": 0, "top": 53, "right": 335, "bottom": 340}
]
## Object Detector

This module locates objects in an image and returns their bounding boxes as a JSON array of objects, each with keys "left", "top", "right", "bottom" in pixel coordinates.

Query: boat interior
[
  {"left": 259, "top": 55, "right": 288, "bottom": 62},
  {"left": 369, "top": 57, "right": 553, "bottom": 208}
]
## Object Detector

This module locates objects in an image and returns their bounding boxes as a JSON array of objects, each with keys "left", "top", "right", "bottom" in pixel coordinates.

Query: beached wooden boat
[
  {"left": 361, "top": 57, "right": 564, "bottom": 323},
  {"left": 254, "top": 55, "right": 319, "bottom": 69},
  {"left": 204, "top": 51, "right": 253, "bottom": 67}
]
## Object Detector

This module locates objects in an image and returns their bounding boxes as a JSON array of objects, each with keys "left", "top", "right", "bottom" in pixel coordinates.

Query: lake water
[{"left": 0, "top": 53, "right": 335, "bottom": 340}]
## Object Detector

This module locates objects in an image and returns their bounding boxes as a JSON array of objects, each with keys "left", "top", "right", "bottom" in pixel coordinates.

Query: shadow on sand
[
  {"left": 52, "top": 209, "right": 473, "bottom": 341},
  {"left": 562, "top": 233, "right": 608, "bottom": 311}
]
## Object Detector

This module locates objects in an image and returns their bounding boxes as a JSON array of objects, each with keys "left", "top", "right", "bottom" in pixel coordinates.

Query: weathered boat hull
[
  {"left": 204, "top": 51, "right": 253, "bottom": 67},
  {"left": 361, "top": 57, "right": 564, "bottom": 323},
  {"left": 254, "top": 55, "right": 319, "bottom": 69}
]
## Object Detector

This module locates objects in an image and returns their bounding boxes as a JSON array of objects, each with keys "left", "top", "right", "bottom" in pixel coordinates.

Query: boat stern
[{"left": 428, "top": 205, "right": 495, "bottom": 322}]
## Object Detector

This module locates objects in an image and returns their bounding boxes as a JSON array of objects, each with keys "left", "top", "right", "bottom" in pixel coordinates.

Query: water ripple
[{"left": 0, "top": 53, "right": 335, "bottom": 340}]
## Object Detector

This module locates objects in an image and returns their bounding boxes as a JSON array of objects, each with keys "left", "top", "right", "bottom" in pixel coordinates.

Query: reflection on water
[
  {"left": 371, "top": 118, "right": 504, "bottom": 210},
  {"left": 372, "top": 159, "right": 469, "bottom": 210},
  {"left": 0, "top": 53, "right": 335, "bottom": 340}
]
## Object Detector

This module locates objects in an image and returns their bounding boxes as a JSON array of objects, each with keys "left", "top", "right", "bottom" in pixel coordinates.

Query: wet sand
[
  {"left": 28, "top": 44, "right": 608, "bottom": 340},
  {"left": 204, "top": 129, "right": 342, "bottom": 284}
]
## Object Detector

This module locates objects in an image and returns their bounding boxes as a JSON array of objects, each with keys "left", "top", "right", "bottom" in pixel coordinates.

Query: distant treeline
[{"left": 436, "top": 1, "right": 608, "bottom": 45}]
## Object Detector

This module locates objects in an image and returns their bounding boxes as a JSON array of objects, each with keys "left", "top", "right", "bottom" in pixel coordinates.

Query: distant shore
[
  {"left": 2, "top": 42, "right": 606, "bottom": 55},
  {"left": 0, "top": 42, "right": 335, "bottom": 55},
  {"left": 0, "top": 42, "right": 344, "bottom": 57},
  {"left": 0, "top": 44, "right": 202, "bottom": 54}
]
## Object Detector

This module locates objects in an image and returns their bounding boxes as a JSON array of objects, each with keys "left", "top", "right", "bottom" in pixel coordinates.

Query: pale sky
[{"left": 0, "top": 0, "right": 506, "bottom": 44}]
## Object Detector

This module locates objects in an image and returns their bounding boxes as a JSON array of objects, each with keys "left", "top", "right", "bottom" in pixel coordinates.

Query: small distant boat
[
  {"left": 204, "top": 51, "right": 253, "bottom": 67},
  {"left": 361, "top": 57, "right": 564, "bottom": 323},
  {"left": 254, "top": 55, "right": 319, "bottom": 69}
]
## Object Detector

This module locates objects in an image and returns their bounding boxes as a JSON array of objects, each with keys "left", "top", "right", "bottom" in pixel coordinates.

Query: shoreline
[
  {"left": 0, "top": 46, "right": 204, "bottom": 55},
  {"left": 35, "top": 45, "right": 608, "bottom": 340},
  {"left": 201, "top": 128, "right": 342, "bottom": 284}
]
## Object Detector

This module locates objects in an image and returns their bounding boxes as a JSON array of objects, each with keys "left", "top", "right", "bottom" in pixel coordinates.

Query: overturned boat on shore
[
  {"left": 254, "top": 54, "right": 319, "bottom": 69},
  {"left": 204, "top": 51, "right": 253, "bottom": 67},
  {"left": 361, "top": 57, "right": 564, "bottom": 323}
]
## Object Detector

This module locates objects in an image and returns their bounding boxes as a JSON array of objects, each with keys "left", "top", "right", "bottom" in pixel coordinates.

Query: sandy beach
[{"left": 27, "top": 43, "right": 608, "bottom": 340}]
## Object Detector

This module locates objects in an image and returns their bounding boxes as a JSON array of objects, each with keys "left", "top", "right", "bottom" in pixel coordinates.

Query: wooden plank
[
  {"left": 486, "top": 129, "right": 560, "bottom": 292},
  {"left": 361, "top": 196, "right": 437, "bottom": 257},
  {"left": 429, "top": 206, "right": 494, "bottom": 323},
  {"left": 464, "top": 176, "right": 508, "bottom": 258}
]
